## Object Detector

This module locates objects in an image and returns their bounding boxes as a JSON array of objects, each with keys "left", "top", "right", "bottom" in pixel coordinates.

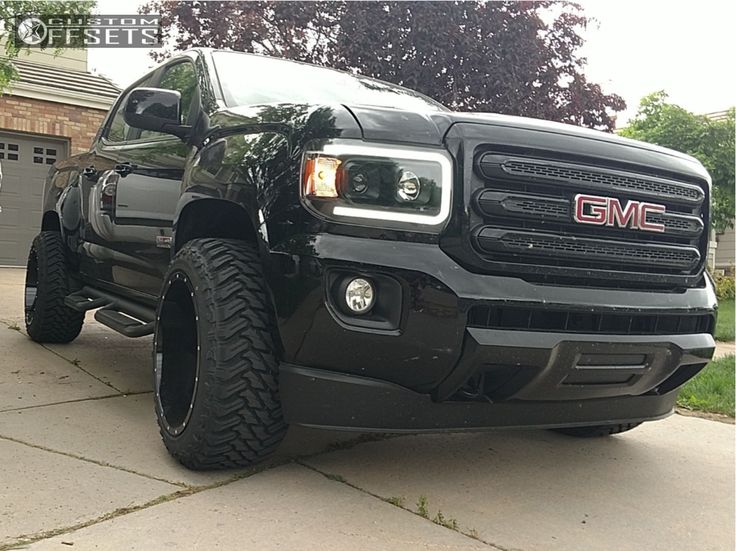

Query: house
[
  {"left": 714, "top": 227, "right": 735, "bottom": 272},
  {"left": 0, "top": 47, "right": 120, "bottom": 266}
]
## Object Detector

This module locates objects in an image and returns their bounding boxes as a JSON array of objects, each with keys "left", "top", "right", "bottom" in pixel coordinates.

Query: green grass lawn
[
  {"left": 677, "top": 354, "right": 735, "bottom": 417},
  {"left": 716, "top": 299, "right": 735, "bottom": 342}
]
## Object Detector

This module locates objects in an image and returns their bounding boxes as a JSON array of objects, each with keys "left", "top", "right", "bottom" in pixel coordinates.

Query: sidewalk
[{"left": 715, "top": 340, "right": 735, "bottom": 358}]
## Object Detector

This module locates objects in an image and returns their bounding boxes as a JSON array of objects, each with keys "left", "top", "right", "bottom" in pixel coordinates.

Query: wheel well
[
  {"left": 174, "top": 200, "right": 258, "bottom": 253},
  {"left": 41, "top": 211, "right": 61, "bottom": 232}
]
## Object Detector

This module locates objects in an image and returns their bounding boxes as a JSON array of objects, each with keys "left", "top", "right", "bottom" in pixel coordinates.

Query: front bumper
[
  {"left": 279, "top": 331, "right": 714, "bottom": 431},
  {"left": 280, "top": 364, "right": 678, "bottom": 431},
  {"left": 266, "top": 234, "right": 716, "bottom": 430}
]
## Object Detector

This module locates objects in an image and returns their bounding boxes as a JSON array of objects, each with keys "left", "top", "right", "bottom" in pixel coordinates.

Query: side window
[
  {"left": 139, "top": 61, "right": 198, "bottom": 140},
  {"left": 105, "top": 76, "right": 154, "bottom": 143}
]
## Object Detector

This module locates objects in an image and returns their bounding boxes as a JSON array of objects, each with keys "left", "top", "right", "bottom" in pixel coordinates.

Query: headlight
[{"left": 302, "top": 142, "right": 452, "bottom": 229}]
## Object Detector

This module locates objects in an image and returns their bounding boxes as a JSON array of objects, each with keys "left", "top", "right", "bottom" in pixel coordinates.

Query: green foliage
[
  {"left": 715, "top": 274, "right": 735, "bottom": 301},
  {"left": 144, "top": 1, "right": 626, "bottom": 131},
  {"left": 416, "top": 495, "right": 429, "bottom": 518},
  {"left": 385, "top": 496, "right": 405, "bottom": 508},
  {"left": 677, "top": 354, "right": 735, "bottom": 416},
  {"left": 620, "top": 92, "right": 735, "bottom": 232},
  {"left": 0, "top": 1, "right": 96, "bottom": 92},
  {"left": 433, "top": 510, "right": 459, "bottom": 530},
  {"left": 715, "top": 299, "right": 734, "bottom": 342}
]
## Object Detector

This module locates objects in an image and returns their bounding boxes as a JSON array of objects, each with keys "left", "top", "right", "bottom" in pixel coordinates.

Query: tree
[
  {"left": 0, "top": 1, "right": 95, "bottom": 92},
  {"left": 620, "top": 92, "right": 735, "bottom": 232},
  {"left": 143, "top": 1, "right": 625, "bottom": 131}
]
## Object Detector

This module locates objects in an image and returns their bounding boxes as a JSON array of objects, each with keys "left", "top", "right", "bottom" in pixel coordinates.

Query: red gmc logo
[{"left": 573, "top": 194, "right": 666, "bottom": 233}]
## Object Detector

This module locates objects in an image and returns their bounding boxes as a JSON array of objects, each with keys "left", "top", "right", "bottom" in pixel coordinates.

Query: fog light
[{"left": 345, "top": 278, "right": 374, "bottom": 314}]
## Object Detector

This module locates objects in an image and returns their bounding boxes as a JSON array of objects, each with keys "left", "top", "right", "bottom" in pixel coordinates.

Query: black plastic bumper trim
[
  {"left": 434, "top": 328, "right": 715, "bottom": 402},
  {"left": 280, "top": 364, "right": 678, "bottom": 432}
]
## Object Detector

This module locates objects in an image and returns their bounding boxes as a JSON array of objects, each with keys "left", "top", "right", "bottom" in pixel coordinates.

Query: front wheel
[
  {"left": 153, "top": 238, "right": 287, "bottom": 470},
  {"left": 552, "top": 422, "right": 642, "bottom": 438}
]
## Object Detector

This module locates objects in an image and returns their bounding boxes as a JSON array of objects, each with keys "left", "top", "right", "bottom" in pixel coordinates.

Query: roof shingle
[{"left": 10, "top": 58, "right": 121, "bottom": 100}]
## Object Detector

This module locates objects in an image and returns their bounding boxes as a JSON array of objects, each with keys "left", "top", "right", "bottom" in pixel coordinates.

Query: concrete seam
[
  {"left": 1, "top": 434, "right": 411, "bottom": 548},
  {"left": 0, "top": 317, "right": 126, "bottom": 394},
  {"left": 39, "top": 343, "right": 126, "bottom": 394},
  {"left": 0, "top": 433, "right": 189, "bottom": 488},
  {"left": 0, "top": 390, "right": 153, "bottom": 413},
  {"left": 295, "top": 459, "right": 511, "bottom": 551},
  {"left": 0, "top": 456, "right": 293, "bottom": 551}
]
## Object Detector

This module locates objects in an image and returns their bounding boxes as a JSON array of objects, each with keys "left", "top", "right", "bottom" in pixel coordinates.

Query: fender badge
[{"left": 156, "top": 235, "right": 172, "bottom": 249}]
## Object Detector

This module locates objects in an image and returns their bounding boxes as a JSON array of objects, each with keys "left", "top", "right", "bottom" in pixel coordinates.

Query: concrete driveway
[{"left": 0, "top": 267, "right": 733, "bottom": 550}]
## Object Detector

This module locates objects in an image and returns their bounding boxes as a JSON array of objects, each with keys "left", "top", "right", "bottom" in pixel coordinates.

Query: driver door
[{"left": 89, "top": 60, "right": 198, "bottom": 297}]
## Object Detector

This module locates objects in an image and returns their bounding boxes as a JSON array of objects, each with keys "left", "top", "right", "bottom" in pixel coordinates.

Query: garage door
[{"left": 0, "top": 132, "right": 68, "bottom": 266}]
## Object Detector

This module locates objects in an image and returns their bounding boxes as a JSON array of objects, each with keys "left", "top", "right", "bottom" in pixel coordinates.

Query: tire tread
[
  {"left": 158, "top": 239, "right": 287, "bottom": 470},
  {"left": 25, "top": 232, "right": 84, "bottom": 344}
]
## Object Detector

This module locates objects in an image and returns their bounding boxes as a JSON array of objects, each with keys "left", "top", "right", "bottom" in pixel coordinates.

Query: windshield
[{"left": 213, "top": 51, "right": 447, "bottom": 112}]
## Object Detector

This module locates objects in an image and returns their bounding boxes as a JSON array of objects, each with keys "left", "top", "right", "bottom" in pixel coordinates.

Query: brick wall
[{"left": 0, "top": 95, "right": 108, "bottom": 155}]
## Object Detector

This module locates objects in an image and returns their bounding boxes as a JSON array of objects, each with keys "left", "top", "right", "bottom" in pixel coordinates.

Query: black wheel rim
[
  {"left": 25, "top": 248, "right": 39, "bottom": 326},
  {"left": 154, "top": 271, "right": 200, "bottom": 437}
]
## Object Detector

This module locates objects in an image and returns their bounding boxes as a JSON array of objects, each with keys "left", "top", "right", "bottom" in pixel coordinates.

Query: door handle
[{"left": 114, "top": 162, "right": 137, "bottom": 177}]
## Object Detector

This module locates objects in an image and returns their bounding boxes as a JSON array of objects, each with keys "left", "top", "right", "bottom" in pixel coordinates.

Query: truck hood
[
  {"left": 345, "top": 105, "right": 708, "bottom": 178},
  {"left": 212, "top": 102, "right": 708, "bottom": 182}
]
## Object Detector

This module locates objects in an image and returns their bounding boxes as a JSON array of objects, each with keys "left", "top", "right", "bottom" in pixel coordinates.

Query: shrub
[{"left": 714, "top": 272, "right": 736, "bottom": 301}]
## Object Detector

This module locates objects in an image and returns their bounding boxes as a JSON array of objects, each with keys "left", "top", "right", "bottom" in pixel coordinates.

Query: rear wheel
[
  {"left": 24, "top": 232, "right": 84, "bottom": 343},
  {"left": 552, "top": 422, "right": 642, "bottom": 438},
  {"left": 153, "top": 238, "right": 287, "bottom": 470}
]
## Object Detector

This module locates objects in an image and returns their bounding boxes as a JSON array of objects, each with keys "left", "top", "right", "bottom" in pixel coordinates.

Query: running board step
[
  {"left": 65, "top": 295, "right": 111, "bottom": 312},
  {"left": 94, "top": 309, "right": 154, "bottom": 338},
  {"left": 64, "top": 286, "right": 156, "bottom": 338}
]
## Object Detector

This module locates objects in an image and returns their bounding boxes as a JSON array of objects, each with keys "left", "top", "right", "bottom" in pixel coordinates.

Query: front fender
[{"left": 177, "top": 127, "right": 296, "bottom": 251}]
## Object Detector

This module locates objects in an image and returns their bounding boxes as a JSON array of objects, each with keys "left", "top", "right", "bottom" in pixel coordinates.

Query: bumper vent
[{"left": 468, "top": 305, "right": 714, "bottom": 336}]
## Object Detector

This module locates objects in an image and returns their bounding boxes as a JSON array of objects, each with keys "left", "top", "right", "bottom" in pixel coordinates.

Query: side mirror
[{"left": 123, "top": 87, "right": 191, "bottom": 139}]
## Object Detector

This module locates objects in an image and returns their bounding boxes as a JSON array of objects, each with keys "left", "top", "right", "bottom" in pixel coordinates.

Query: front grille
[
  {"left": 468, "top": 304, "right": 714, "bottom": 335},
  {"left": 476, "top": 229, "right": 701, "bottom": 271},
  {"left": 493, "top": 157, "right": 705, "bottom": 204},
  {"left": 476, "top": 190, "right": 704, "bottom": 238},
  {"left": 467, "top": 149, "right": 709, "bottom": 286}
]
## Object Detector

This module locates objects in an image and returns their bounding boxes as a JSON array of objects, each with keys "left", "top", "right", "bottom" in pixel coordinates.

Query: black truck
[{"left": 25, "top": 49, "right": 717, "bottom": 470}]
